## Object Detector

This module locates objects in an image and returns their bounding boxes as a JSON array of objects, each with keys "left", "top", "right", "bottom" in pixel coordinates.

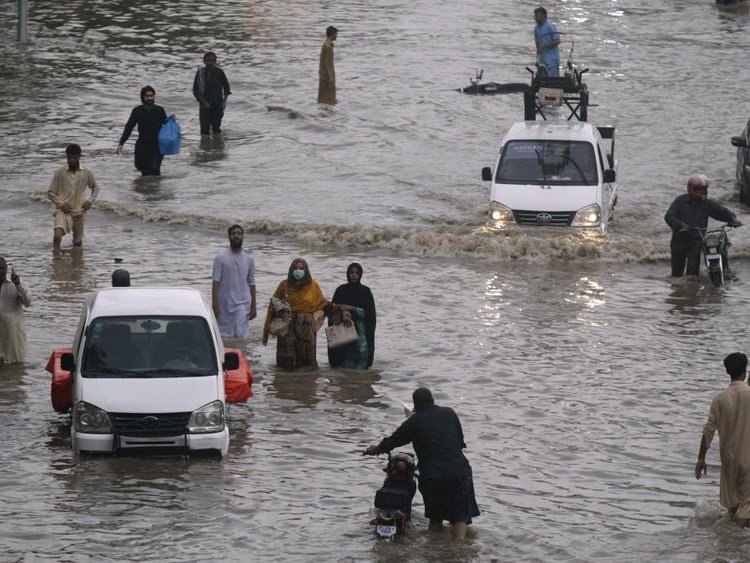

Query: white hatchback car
[
  {"left": 60, "top": 287, "right": 239, "bottom": 457},
  {"left": 482, "top": 121, "right": 618, "bottom": 232}
]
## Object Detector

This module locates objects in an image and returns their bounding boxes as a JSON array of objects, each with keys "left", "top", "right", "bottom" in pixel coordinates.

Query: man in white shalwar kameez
[
  {"left": 0, "top": 257, "right": 31, "bottom": 364},
  {"left": 212, "top": 225, "right": 257, "bottom": 339},
  {"left": 696, "top": 352, "right": 750, "bottom": 527}
]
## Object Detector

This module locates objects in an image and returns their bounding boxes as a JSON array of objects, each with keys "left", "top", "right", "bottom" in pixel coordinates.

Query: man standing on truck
[
  {"left": 534, "top": 7, "right": 561, "bottom": 78},
  {"left": 664, "top": 174, "right": 742, "bottom": 277},
  {"left": 212, "top": 225, "right": 257, "bottom": 339}
]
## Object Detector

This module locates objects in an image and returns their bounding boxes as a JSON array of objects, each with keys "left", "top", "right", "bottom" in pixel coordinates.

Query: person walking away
[
  {"left": 212, "top": 225, "right": 257, "bottom": 339},
  {"left": 328, "top": 262, "right": 376, "bottom": 369},
  {"left": 193, "top": 51, "right": 231, "bottom": 135},
  {"left": 116, "top": 86, "right": 168, "bottom": 176},
  {"left": 664, "top": 174, "right": 742, "bottom": 277},
  {"left": 534, "top": 7, "right": 561, "bottom": 77},
  {"left": 262, "top": 257, "right": 352, "bottom": 369},
  {"left": 695, "top": 353, "right": 750, "bottom": 528},
  {"left": 0, "top": 257, "right": 31, "bottom": 364},
  {"left": 318, "top": 26, "right": 337, "bottom": 105},
  {"left": 364, "top": 387, "right": 480, "bottom": 540},
  {"left": 47, "top": 143, "right": 99, "bottom": 249},
  {"left": 111, "top": 269, "right": 131, "bottom": 287}
]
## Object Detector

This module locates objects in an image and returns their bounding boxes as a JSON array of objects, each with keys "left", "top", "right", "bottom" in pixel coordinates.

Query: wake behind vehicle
[
  {"left": 700, "top": 224, "right": 737, "bottom": 287},
  {"left": 46, "top": 287, "right": 253, "bottom": 458},
  {"left": 370, "top": 452, "right": 417, "bottom": 540}
]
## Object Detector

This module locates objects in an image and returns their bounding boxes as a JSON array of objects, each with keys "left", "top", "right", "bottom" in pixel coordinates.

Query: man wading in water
[{"left": 116, "top": 86, "right": 168, "bottom": 176}]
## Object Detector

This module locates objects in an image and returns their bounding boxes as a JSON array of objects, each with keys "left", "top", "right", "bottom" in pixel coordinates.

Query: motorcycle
[
  {"left": 699, "top": 224, "right": 737, "bottom": 287},
  {"left": 369, "top": 452, "right": 417, "bottom": 540}
]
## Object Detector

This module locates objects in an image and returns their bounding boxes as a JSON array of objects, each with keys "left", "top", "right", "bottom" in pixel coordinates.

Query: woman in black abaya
[{"left": 328, "top": 262, "right": 376, "bottom": 369}]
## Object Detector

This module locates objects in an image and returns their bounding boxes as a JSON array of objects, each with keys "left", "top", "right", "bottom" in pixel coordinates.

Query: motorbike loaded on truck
[{"left": 461, "top": 45, "right": 618, "bottom": 232}]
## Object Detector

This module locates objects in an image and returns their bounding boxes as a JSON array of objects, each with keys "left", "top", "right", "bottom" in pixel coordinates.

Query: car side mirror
[
  {"left": 223, "top": 351, "right": 240, "bottom": 371},
  {"left": 481, "top": 167, "right": 493, "bottom": 181},
  {"left": 731, "top": 136, "right": 748, "bottom": 148},
  {"left": 603, "top": 169, "right": 616, "bottom": 183},
  {"left": 61, "top": 352, "right": 75, "bottom": 372}
]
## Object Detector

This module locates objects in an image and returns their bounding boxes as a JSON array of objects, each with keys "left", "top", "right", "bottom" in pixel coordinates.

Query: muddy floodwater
[{"left": 2, "top": 0, "right": 750, "bottom": 560}]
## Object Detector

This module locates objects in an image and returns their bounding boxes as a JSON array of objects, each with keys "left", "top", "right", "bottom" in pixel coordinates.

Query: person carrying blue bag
[
  {"left": 158, "top": 115, "right": 181, "bottom": 156},
  {"left": 116, "top": 86, "right": 168, "bottom": 176}
]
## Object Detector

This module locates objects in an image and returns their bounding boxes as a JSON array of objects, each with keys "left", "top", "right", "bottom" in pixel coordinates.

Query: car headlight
[
  {"left": 571, "top": 203, "right": 601, "bottom": 227},
  {"left": 188, "top": 400, "right": 225, "bottom": 434},
  {"left": 75, "top": 401, "right": 112, "bottom": 434},
  {"left": 489, "top": 202, "right": 515, "bottom": 223}
]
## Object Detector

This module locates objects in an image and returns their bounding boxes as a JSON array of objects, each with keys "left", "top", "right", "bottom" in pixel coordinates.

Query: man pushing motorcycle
[
  {"left": 364, "top": 387, "right": 480, "bottom": 540},
  {"left": 664, "top": 174, "right": 742, "bottom": 277}
]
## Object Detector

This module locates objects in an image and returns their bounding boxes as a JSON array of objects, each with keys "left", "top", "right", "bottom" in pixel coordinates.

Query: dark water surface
[{"left": 2, "top": 0, "right": 750, "bottom": 560}]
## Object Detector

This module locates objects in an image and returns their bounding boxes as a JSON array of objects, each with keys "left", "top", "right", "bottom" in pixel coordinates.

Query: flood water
[{"left": 2, "top": 0, "right": 750, "bottom": 560}]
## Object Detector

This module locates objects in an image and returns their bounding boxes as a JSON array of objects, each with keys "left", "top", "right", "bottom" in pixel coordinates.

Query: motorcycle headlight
[
  {"left": 571, "top": 203, "right": 601, "bottom": 227},
  {"left": 75, "top": 401, "right": 112, "bottom": 434},
  {"left": 188, "top": 400, "right": 225, "bottom": 434},
  {"left": 490, "top": 202, "right": 515, "bottom": 223}
]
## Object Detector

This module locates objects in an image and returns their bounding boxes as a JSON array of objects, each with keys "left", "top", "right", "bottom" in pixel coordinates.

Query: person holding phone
[{"left": 0, "top": 257, "right": 31, "bottom": 364}]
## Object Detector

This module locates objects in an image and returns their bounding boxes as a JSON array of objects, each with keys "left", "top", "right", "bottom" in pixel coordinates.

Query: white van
[
  {"left": 481, "top": 121, "right": 618, "bottom": 232},
  {"left": 60, "top": 287, "right": 239, "bottom": 457}
]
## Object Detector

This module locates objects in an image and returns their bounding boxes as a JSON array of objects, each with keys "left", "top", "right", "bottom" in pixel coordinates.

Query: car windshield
[
  {"left": 82, "top": 316, "right": 217, "bottom": 378},
  {"left": 496, "top": 140, "right": 598, "bottom": 186}
]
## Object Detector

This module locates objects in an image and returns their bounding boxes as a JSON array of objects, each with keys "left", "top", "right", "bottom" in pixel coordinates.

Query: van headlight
[
  {"left": 188, "top": 400, "right": 225, "bottom": 434},
  {"left": 571, "top": 203, "right": 601, "bottom": 227},
  {"left": 490, "top": 202, "right": 515, "bottom": 223},
  {"left": 75, "top": 401, "right": 112, "bottom": 434}
]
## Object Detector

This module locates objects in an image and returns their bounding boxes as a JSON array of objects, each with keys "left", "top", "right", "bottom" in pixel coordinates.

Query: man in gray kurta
[
  {"left": 212, "top": 225, "right": 257, "bottom": 339},
  {"left": 696, "top": 352, "right": 750, "bottom": 527}
]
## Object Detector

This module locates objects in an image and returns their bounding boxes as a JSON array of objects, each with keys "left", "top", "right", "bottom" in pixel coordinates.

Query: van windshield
[
  {"left": 496, "top": 140, "right": 598, "bottom": 186},
  {"left": 82, "top": 316, "right": 218, "bottom": 378}
]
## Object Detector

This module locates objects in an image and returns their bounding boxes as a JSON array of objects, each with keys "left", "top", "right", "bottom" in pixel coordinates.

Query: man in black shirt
[
  {"left": 116, "top": 86, "right": 168, "bottom": 176},
  {"left": 193, "top": 52, "right": 231, "bottom": 136},
  {"left": 364, "top": 387, "right": 479, "bottom": 540},
  {"left": 664, "top": 175, "right": 742, "bottom": 277}
]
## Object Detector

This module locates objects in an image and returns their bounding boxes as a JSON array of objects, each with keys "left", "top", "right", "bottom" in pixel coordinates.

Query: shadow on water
[
  {"left": 323, "top": 368, "right": 382, "bottom": 407},
  {"left": 269, "top": 369, "right": 322, "bottom": 408},
  {"left": 131, "top": 175, "right": 170, "bottom": 201},
  {"left": 665, "top": 276, "right": 726, "bottom": 316},
  {"left": 193, "top": 134, "right": 227, "bottom": 165},
  {"left": 50, "top": 247, "right": 86, "bottom": 289},
  {"left": 0, "top": 362, "right": 28, "bottom": 407}
]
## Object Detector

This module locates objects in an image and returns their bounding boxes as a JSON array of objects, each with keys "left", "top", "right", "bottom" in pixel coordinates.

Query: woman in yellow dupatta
[{"left": 263, "top": 258, "right": 353, "bottom": 370}]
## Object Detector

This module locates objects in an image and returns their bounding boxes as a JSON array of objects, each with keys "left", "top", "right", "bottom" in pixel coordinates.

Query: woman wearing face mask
[
  {"left": 263, "top": 258, "right": 352, "bottom": 370},
  {"left": 328, "top": 262, "right": 376, "bottom": 370}
]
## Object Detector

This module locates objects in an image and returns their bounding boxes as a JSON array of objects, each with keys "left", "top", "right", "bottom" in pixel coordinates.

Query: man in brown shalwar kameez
[
  {"left": 318, "top": 26, "right": 337, "bottom": 105},
  {"left": 695, "top": 352, "right": 750, "bottom": 527}
]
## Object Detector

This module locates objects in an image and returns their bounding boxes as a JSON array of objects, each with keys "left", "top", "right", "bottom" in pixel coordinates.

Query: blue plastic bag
[{"left": 158, "top": 115, "right": 181, "bottom": 156}]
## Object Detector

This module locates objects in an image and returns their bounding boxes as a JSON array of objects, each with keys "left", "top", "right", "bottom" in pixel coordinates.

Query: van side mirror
[
  {"left": 223, "top": 351, "right": 240, "bottom": 371},
  {"left": 731, "top": 136, "right": 748, "bottom": 148},
  {"left": 61, "top": 352, "right": 75, "bottom": 372},
  {"left": 481, "top": 167, "right": 493, "bottom": 181},
  {"left": 603, "top": 169, "right": 616, "bottom": 183}
]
